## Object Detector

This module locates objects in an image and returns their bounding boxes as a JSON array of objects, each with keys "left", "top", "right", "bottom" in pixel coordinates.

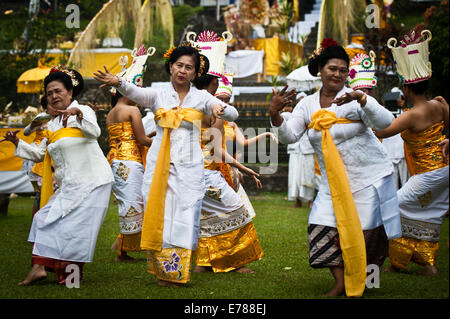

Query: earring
[{"left": 317, "top": 72, "right": 321, "bottom": 76}]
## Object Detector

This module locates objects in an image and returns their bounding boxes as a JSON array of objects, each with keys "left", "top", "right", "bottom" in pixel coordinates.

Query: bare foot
[
  {"left": 157, "top": 280, "right": 185, "bottom": 287},
  {"left": 309, "top": 201, "right": 313, "bottom": 209},
  {"left": 294, "top": 199, "right": 302, "bottom": 208},
  {"left": 115, "top": 252, "right": 136, "bottom": 262},
  {"left": 18, "top": 265, "right": 47, "bottom": 286},
  {"left": 234, "top": 266, "right": 255, "bottom": 274},
  {"left": 110, "top": 238, "right": 119, "bottom": 251},
  {"left": 420, "top": 265, "right": 438, "bottom": 276},
  {"left": 193, "top": 265, "right": 212, "bottom": 273},
  {"left": 324, "top": 283, "right": 345, "bottom": 297}
]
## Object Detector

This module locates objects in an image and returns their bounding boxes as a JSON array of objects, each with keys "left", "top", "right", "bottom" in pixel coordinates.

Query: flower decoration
[
  {"left": 163, "top": 46, "right": 176, "bottom": 62},
  {"left": 349, "top": 68, "right": 357, "bottom": 79},
  {"left": 49, "top": 64, "right": 79, "bottom": 87},
  {"left": 221, "top": 74, "right": 230, "bottom": 86},
  {"left": 310, "top": 38, "right": 339, "bottom": 60},
  {"left": 162, "top": 252, "right": 181, "bottom": 273},
  {"left": 321, "top": 38, "right": 339, "bottom": 49}
]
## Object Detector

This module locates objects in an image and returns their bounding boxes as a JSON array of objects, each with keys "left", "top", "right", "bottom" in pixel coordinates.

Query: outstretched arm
[
  {"left": 208, "top": 119, "right": 262, "bottom": 188},
  {"left": 93, "top": 66, "right": 157, "bottom": 110},
  {"left": 130, "top": 108, "right": 153, "bottom": 147},
  {"left": 374, "top": 110, "right": 415, "bottom": 138}
]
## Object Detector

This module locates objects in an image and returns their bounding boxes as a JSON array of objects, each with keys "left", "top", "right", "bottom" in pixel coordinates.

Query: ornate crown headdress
[
  {"left": 387, "top": 29, "right": 432, "bottom": 84},
  {"left": 347, "top": 51, "right": 377, "bottom": 90},
  {"left": 49, "top": 64, "right": 79, "bottom": 87},
  {"left": 186, "top": 30, "right": 233, "bottom": 77},
  {"left": 111, "top": 45, "right": 156, "bottom": 95}
]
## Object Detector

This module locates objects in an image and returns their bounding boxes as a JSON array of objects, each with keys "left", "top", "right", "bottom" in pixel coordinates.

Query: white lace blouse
[{"left": 15, "top": 100, "right": 114, "bottom": 216}]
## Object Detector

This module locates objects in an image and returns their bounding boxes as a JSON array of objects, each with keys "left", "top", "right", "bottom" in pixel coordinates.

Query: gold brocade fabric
[
  {"left": 107, "top": 121, "right": 143, "bottom": 165},
  {"left": 224, "top": 122, "right": 236, "bottom": 141},
  {"left": 195, "top": 222, "right": 264, "bottom": 272},
  {"left": 116, "top": 232, "right": 142, "bottom": 255},
  {"left": 201, "top": 126, "right": 234, "bottom": 188},
  {"left": 146, "top": 248, "right": 194, "bottom": 284},
  {"left": 401, "top": 121, "right": 448, "bottom": 175},
  {"left": 389, "top": 237, "right": 439, "bottom": 269}
]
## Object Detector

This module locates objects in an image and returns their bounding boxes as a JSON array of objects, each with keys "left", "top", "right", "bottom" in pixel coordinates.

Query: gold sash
[
  {"left": 308, "top": 109, "right": 366, "bottom": 297},
  {"left": 40, "top": 127, "right": 85, "bottom": 208},
  {"left": 140, "top": 107, "right": 203, "bottom": 251}
]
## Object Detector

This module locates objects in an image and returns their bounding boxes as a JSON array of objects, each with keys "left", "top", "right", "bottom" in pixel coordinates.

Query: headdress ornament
[
  {"left": 347, "top": 51, "right": 377, "bottom": 90},
  {"left": 387, "top": 29, "right": 432, "bottom": 84},
  {"left": 186, "top": 30, "right": 233, "bottom": 77},
  {"left": 111, "top": 44, "right": 155, "bottom": 94}
]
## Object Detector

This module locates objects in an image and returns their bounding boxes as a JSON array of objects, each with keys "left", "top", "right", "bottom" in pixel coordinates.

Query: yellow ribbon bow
[
  {"left": 141, "top": 107, "right": 203, "bottom": 251},
  {"left": 308, "top": 109, "right": 367, "bottom": 297},
  {"left": 40, "top": 127, "right": 85, "bottom": 208}
]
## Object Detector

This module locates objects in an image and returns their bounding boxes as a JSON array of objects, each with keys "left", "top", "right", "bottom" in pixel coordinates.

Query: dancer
[
  {"left": 190, "top": 30, "right": 264, "bottom": 274},
  {"left": 94, "top": 43, "right": 239, "bottom": 286},
  {"left": 106, "top": 46, "right": 155, "bottom": 261},
  {"left": 375, "top": 29, "right": 449, "bottom": 276},
  {"left": 3, "top": 66, "right": 114, "bottom": 285},
  {"left": 269, "top": 38, "right": 401, "bottom": 297},
  {"left": 347, "top": 52, "right": 409, "bottom": 188}
]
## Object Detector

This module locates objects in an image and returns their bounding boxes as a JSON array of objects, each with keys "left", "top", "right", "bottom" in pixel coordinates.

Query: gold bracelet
[{"left": 357, "top": 93, "right": 367, "bottom": 106}]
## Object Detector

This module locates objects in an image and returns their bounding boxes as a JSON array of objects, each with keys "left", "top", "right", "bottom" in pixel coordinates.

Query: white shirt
[
  {"left": 282, "top": 112, "right": 301, "bottom": 154},
  {"left": 273, "top": 86, "right": 394, "bottom": 194},
  {"left": 117, "top": 80, "right": 239, "bottom": 250},
  {"left": 15, "top": 101, "right": 114, "bottom": 216},
  {"left": 382, "top": 133, "right": 405, "bottom": 163}
]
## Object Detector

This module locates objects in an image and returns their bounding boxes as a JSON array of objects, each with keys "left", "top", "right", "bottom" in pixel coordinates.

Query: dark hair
[
  {"left": 405, "top": 80, "right": 428, "bottom": 95},
  {"left": 164, "top": 45, "right": 209, "bottom": 76},
  {"left": 44, "top": 69, "right": 84, "bottom": 97},
  {"left": 308, "top": 45, "right": 350, "bottom": 76},
  {"left": 111, "top": 91, "right": 123, "bottom": 107},
  {"left": 193, "top": 74, "right": 216, "bottom": 90},
  {"left": 40, "top": 95, "right": 47, "bottom": 109}
]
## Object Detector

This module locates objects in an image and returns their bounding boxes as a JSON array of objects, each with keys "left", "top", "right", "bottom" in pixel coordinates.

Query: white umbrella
[{"left": 286, "top": 65, "right": 322, "bottom": 91}]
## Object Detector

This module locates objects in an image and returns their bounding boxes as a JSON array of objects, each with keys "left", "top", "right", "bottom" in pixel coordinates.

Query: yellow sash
[
  {"left": 141, "top": 107, "right": 203, "bottom": 251},
  {"left": 40, "top": 127, "right": 85, "bottom": 208},
  {"left": 308, "top": 109, "right": 366, "bottom": 297}
]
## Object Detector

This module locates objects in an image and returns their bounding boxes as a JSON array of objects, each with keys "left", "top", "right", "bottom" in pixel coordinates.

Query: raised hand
[
  {"left": 93, "top": 66, "right": 120, "bottom": 89},
  {"left": 438, "top": 138, "right": 449, "bottom": 163},
  {"left": 269, "top": 85, "right": 297, "bottom": 115},
  {"left": 332, "top": 91, "right": 366, "bottom": 106},
  {"left": 0, "top": 130, "right": 20, "bottom": 146},
  {"left": 55, "top": 107, "right": 83, "bottom": 127}
]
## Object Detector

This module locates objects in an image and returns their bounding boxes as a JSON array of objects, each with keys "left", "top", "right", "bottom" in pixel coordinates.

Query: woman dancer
[
  {"left": 106, "top": 46, "right": 155, "bottom": 261},
  {"left": 192, "top": 65, "right": 264, "bottom": 274},
  {"left": 269, "top": 39, "right": 401, "bottom": 297},
  {"left": 3, "top": 66, "right": 114, "bottom": 285},
  {"left": 94, "top": 44, "right": 238, "bottom": 286},
  {"left": 375, "top": 29, "right": 448, "bottom": 276}
]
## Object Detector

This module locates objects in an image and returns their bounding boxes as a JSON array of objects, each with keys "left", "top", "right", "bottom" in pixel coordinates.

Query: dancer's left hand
[
  {"left": 438, "top": 138, "right": 449, "bottom": 163},
  {"left": 55, "top": 107, "right": 83, "bottom": 127}
]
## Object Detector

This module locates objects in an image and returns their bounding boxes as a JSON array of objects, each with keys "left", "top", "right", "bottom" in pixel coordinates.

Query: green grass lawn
[{"left": 0, "top": 193, "right": 448, "bottom": 299}]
